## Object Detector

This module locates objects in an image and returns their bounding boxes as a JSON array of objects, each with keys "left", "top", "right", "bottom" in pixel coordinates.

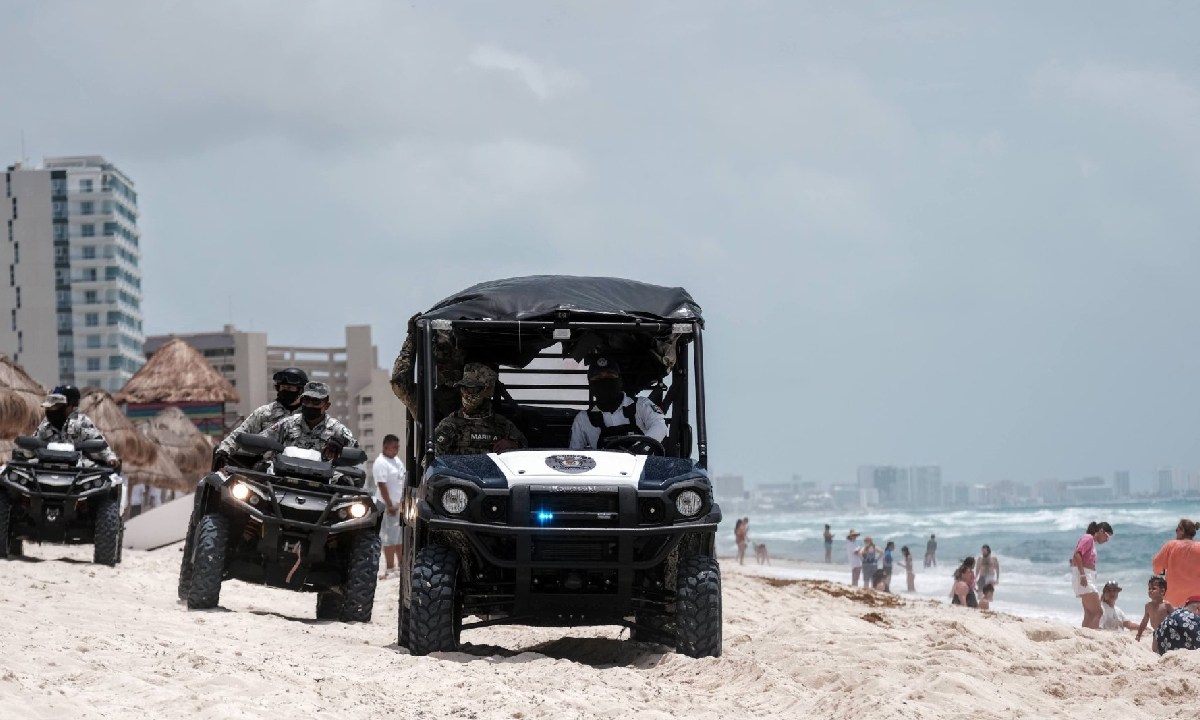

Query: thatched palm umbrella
[
  {"left": 78, "top": 388, "right": 158, "bottom": 466},
  {"left": 0, "top": 354, "right": 45, "bottom": 439},
  {"left": 124, "top": 450, "right": 188, "bottom": 493},
  {"left": 116, "top": 338, "right": 239, "bottom": 438},
  {"left": 137, "top": 406, "right": 212, "bottom": 482}
]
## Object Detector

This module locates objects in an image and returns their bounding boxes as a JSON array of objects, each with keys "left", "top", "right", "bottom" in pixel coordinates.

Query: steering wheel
[{"left": 599, "top": 434, "right": 665, "bottom": 456}]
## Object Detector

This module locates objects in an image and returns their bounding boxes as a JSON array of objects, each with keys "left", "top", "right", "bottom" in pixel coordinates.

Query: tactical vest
[
  {"left": 588, "top": 402, "right": 640, "bottom": 443},
  {"left": 453, "top": 414, "right": 508, "bottom": 454}
]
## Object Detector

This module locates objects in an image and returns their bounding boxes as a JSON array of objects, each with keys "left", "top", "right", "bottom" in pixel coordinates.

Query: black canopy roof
[{"left": 421, "top": 276, "right": 703, "bottom": 324}]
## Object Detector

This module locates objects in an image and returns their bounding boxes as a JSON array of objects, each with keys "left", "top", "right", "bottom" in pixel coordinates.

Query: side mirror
[
  {"left": 15, "top": 436, "right": 46, "bottom": 451},
  {"left": 339, "top": 467, "right": 367, "bottom": 486},
  {"left": 77, "top": 439, "right": 109, "bottom": 453},
  {"left": 335, "top": 447, "right": 368, "bottom": 466},
  {"left": 237, "top": 433, "right": 285, "bottom": 454}
]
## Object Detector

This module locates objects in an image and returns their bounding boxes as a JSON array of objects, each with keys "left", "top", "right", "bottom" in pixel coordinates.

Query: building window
[
  {"left": 85, "top": 312, "right": 99, "bottom": 327},
  {"left": 106, "top": 311, "right": 119, "bottom": 326},
  {"left": 80, "top": 201, "right": 94, "bottom": 215},
  {"left": 52, "top": 201, "right": 66, "bottom": 219},
  {"left": 16, "top": 330, "right": 21, "bottom": 353},
  {"left": 361, "top": 413, "right": 373, "bottom": 422},
  {"left": 12, "top": 242, "right": 17, "bottom": 264},
  {"left": 9, "top": 308, "right": 14, "bottom": 331},
  {"left": 81, "top": 224, "right": 95, "bottom": 238},
  {"left": 87, "top": 334, "right": 101, "bottom": 349},
  {"left": 83, "top": 268, "right": 97, "bottom": 282},
  {"left": 14, "top": 287, "right": 19, "bottom": 308},
  {"left": 54, "top": 224, "right": 69, "bottom": 241},
  {"left": 85, "top": 290, "right": 98, "bottom": 304},
  {"left": 87, "top": 357, "right": 101, "bottom": 372},
  {"left": 80, "top": 179, "right": 93, "bottom": 193},
  {"left": 108, "top": 355, "right": 122, "bottom": 370},
  {"left": 57, "top": 312, "right": 71, "bottom": 330},
  {"left": 8, "top": 265, "right": 13, "bottom": 287},
  {"left": 82, "top": 245, "right": 96, "bottom": 259}
]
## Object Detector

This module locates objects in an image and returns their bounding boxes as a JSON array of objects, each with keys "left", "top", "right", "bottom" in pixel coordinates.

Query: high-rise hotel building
[{"left": 2, "top": 156, "right": 145, "bottom": 392}]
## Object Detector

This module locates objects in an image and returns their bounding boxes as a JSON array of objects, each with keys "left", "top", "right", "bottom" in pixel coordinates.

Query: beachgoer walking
[
  {"left": 846, "top": 530, "right": 862, "bottom": 586},
  {"left": 735, "top": 518, "right": 749, "bottom": 565},
  {"left": 901, "top": 545, "right": 915, "bottom": 592},
  {"left": 1152, "top": 519, "right": 1200, "bottom": 608},
  {"left": 882, "top": 541, "right": 895, "bottom": 592},
  {"left": 1071, "top": 521, "right": 1113, "bottom": 629},
  {"left": 823, "top": 524, "right": 833, "bottom": 564},
  {"left": 1154, "top": 596, "right": 1200, "bottom": 655},
  {"left": 951, "top": 557, "right": 978, "bottom": 607},
  {"left": 1137, "top": 576, "right": 1173, "bottom": 653},
  {"left": 925, "top": 534, "right": 937, "bottom": 568},
  {"left": 860, "top": 537, "right": 879, "bottom": 590},
  {"left": 976, "top": 545, "right": 1000, "bottom": 593}
]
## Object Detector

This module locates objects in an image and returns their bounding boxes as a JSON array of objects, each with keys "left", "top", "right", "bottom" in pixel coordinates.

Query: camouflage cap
[
  {"left": 587, "top": 356, "right": 621, "bottom": 379},
  {"left": 41, "top": 392, "right": 68, "bottom": 408},
  {"left": 300, "top": 381, "right": 331, "bottom": 400},
  {"left": 454, "top": 363, "right": 497, "bottom": 388}
]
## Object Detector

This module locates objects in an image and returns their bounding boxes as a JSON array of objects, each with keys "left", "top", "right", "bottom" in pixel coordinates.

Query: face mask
[
  {"left": 590, "top": 378, "right": 624, "bottom": 412},
  {"left": 276, "top": 388, "right": 300, "bottom": 407},
  {"left": 460, "top": 385, "right": 491, "bottom": 414},
  {"left": 301, "top": 405, "right": 324, "bottom": 423},
  {"left": 46, "top": 408, "right": 68, "bottom": 428}
]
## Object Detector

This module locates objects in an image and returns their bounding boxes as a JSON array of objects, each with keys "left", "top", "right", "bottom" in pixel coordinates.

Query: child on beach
[
  {"left": 1137, "top": 576, "right": 1173, "bottom": 653},
  {"left": 901, "top": 546, "right": 915, "bottom": 592},
  {"left": 978, "top": 583, "right": 995, "bottom": 610}
]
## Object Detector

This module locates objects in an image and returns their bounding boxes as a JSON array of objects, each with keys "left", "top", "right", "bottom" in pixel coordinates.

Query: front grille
[
  {"left": 531, "top": 537, "right": 617, "bottom": 563},
  {"left": 529, "top": 493, "right": 619, "bottom": 515}
]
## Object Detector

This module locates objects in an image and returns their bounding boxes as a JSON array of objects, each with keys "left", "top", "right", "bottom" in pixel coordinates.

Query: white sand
[{"left": 1, "top": 544, "right": 1196, "bottom": 720}]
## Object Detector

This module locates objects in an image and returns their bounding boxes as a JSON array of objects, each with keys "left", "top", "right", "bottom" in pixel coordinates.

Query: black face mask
[
  {"left": 46, "top": 408, "right": 69, "bottom": 428},
  {"left": 301, "top": 405, "right": 324, "bottom": 423},
  {"left": 590, "top": 378, "right": 624, "bottom": 413},
  {"left": 276, "top": 389, "right": 300, "bottom": 407}
]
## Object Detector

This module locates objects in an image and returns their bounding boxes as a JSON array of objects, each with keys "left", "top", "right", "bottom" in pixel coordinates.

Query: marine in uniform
[
  {"left": 213, "top": 367, "right": 308, "bottom": 469},
  {"left": 31, "top": 385, "right": 121, "bottom": 468},
  {"left": 433, "top": 363, "right": 526, "bottom": 456},
  {"left": 260, "top": 381, "right": 358, "bottom": 460}
]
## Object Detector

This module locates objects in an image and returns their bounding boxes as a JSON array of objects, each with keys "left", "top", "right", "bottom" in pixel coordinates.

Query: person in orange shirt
[{"left": 1152, "top": 519, "right": 1200, "bottom": 608}]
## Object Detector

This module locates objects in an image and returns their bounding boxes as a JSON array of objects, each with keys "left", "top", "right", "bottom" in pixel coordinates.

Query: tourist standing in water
[{"left": 1071, "top": 521, "right": 1113, "bottom": 629}]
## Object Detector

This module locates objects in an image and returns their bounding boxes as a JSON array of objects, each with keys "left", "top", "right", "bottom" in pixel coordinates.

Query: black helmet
[
  {"left": 52, "top": 384, "right": 81, "bottom": 406},
  {"left": 272, "top": 367, "right": 308, "bottom": 387}
]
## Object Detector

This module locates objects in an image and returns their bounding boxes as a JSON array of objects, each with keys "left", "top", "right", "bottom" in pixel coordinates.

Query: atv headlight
[
  {"left": 348, "top": 502, "right": 368, "bottom": 519},
  {"left": 441, "top": 487, "right": 469, "bottom": 515},
  {"left": 675, "top": 490, "right": 703, "bottom": 517},
  {"left": 230, "top": 482, "right": 251, "bottom": 501}
]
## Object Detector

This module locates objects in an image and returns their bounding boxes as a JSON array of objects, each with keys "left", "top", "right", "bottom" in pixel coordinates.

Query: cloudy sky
[{"left": 5, "top": 2, "right": 1199, "bottom": 491}]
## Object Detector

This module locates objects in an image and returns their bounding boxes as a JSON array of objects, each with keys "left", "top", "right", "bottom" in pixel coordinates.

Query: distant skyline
[{"left": 4, "top": 2, "right": 1199, "bottom": 489}]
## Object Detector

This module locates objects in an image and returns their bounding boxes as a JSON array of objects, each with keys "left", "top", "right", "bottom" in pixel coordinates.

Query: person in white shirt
[
  {"left": 1100, "top": 580, "right": 1139, "bottom": 631},
  {"left": 372, "top": 433, "right": 405, "bottom": 579},
  {"left": 568, "top": 356, "right": 668, "bottom": 451}
]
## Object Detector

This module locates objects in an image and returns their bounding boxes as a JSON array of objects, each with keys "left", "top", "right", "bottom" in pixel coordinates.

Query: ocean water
[{"left": 725, "top": 501, "right": 1196, "bottom": 625}]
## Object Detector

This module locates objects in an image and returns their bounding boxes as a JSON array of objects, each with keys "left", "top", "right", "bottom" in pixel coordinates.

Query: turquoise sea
[{"left": 726, "top": 500, "right": 1197, "bottom": 625}]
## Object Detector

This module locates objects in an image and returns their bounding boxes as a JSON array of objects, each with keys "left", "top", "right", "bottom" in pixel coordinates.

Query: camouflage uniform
[
  {"left": 389, "top": 315, "right": 466, "bottom": 421},
  {"left": 433, "top": 409, "right": 526, "bottom": 456},
  {"left": 32, "top": 411, "right": 119, "bottom": 464},
  {"left": 261, "top": 414, "right": 359, "bottom": 454},
  {"left": 216, "top": 401, "right": 296, "bottom": 456}
]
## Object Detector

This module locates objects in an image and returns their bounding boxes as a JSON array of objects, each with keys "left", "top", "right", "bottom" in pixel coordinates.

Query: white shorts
[
  {"left": 380, "top": 510, "right": 402, "bottom": 546},
  {"left": 1072, "top": 568, "right": 1098, "bottom": 597}
]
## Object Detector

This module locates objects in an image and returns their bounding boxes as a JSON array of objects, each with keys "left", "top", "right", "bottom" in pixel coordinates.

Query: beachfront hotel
[{"left": 1, "top": 155, "right": 145, "bottom": 393}]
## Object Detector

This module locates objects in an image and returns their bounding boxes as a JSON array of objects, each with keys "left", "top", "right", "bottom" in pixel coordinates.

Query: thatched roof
[
  {"left": 0, "top": 355, "right": 45, "bottom": 439},
  {"left": 78, "top": 388, "right": 158, "bottom": 466},
  {"left": 137, "top": 406, "right": 212, "bottom": 481},
  {"left": 115, "top": 338, "right": 239, "bottom": 405},
  {"left": 124, "top": 450, "right": 188, "bottom": 492}
]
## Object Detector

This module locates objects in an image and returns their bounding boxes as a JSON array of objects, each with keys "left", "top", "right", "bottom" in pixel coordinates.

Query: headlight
[
  {"left": 675, "top": 490, "right": 703, "bottom": 517},
  {"left": 230, "top": 482, "right": 251, "bottom": 501},
  {"left": 441, "top": 487, "right": 469, "bottom": 515},
  {"left": 348, "top": 502, "right": 368, "bottom": 519}
]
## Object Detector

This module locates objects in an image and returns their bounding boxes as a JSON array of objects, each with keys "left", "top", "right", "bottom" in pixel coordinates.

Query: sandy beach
[{"left": 1, "top": 544, "right": 1196, "bottom": 720}]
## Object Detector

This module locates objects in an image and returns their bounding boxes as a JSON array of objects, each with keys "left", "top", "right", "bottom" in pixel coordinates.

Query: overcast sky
[{"left": 5, "top": 2, "right": 1199, "bottom": 491}]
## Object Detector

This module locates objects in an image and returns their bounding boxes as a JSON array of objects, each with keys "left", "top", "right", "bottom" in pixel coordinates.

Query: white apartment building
[
  {"left": 2, "top": 156, "right": 145, "bottom": 391},
  {"left": 144, "top": 325, "right": 407, "bottom": 465}
]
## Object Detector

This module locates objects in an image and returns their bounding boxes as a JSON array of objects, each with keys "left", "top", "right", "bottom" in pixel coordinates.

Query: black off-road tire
[
  {"left": 93, "top": 496, "right": 123, "bottom": 566},
  {"left": 186, "top": 514, "right": 230, "bottom": 610},
  {"left": 9, "top": 537, "right": 22, "bottom": 557},
  {"left": 398, "top": 603, "right": 411, "bottom": 649},
  {"left": 0, "top": 493, "right": 11, "bottom": 559},
  {"left": 177, "top": 517, "right": 197, "bottom": 601},
  {"left": 675, "top": 555, "right": 722, "bottom": 658},
  {"left": 339, "top": 531, "right": 381, "bottom": 622},
  {"left": 407, "top": 545, "right": 461, "bottom": 655},
  {"left": 316, "top": 591, "right": 344, "bottom": 620}
]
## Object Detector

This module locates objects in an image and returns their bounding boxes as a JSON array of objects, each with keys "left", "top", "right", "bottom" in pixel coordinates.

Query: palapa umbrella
[
  {"left": 78, "top": 388, "right": 158, "bottom": 466},
  {"left": 115, "top": 338, "right": 238, "bottom": 405},
  {"left": 124, "top": 450, "right": 188, "bottom": 493},
  {"left": 137, "top": 406, "right": 212, "bottom": 482},
  {"left": 0, "top": 354, "right": 45, "bottom": 439}
]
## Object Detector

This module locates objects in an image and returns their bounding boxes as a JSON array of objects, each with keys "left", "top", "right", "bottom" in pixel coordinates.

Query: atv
[
  {"left": 0, "top": 435, "right": 125, "bottom": 565},
  {"left": 178, "top": 433, "right": 383, "bottom": 622},
  {"left": 397, "top": 276, "right": 723, "bottom": 658}
]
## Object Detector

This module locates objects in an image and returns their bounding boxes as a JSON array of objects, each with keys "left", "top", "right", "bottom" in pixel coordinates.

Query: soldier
[
  {"left": 212, "top": 367, "right": 308, "bottom": 470},
  {"left": 260, "top": 381, "right": 358, "bottom": 460},
  {"left": 568, "top": 356, "right": 667, "bottom": 451},
  {"left": 31, "top": 385, "right": 121, "bottom": 470},
  {"left": 390, "top": 313, "right": 467, "bottom": 422},
  {"left": 433, "top": 363, "right": 526, "bottom": 456}
]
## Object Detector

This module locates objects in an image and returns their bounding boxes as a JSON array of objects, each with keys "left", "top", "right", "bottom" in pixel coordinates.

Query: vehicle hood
[{"left": 488, "top": 450, "right": 648, "bottom": 488}]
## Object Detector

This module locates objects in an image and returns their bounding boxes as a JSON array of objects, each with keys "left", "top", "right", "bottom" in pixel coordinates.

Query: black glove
[{"left": 211, "top": 450, "right": 230, "bottom": 472}]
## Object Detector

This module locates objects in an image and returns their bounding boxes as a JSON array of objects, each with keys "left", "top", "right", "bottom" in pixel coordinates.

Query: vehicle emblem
[
  {"left": 545, "top": 455, "right": 596, "bottom": 474},
  {"left": 296, "top": 497, "right": 306, "bottom": 505}
]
